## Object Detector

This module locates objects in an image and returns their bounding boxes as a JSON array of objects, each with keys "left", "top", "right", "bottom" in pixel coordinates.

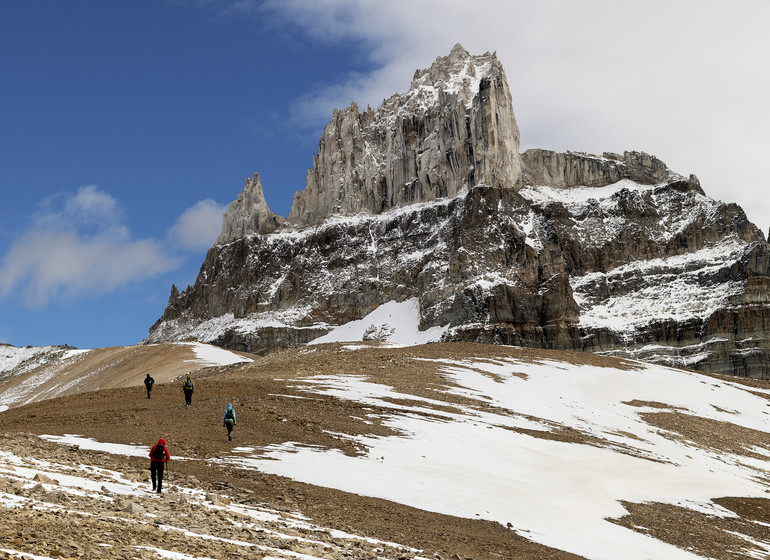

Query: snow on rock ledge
[{"left": 309, "top": 298, "right": 449, "bottom": 347}]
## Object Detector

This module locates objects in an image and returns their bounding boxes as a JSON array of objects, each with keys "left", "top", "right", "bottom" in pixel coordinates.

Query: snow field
[{"left": 222, "top": 356, "right": 770, "bottom": 560}]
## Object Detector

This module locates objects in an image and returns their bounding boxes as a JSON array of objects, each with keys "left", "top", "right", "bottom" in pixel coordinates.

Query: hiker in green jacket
[{"left": 182, "top": 375, "right": 194, "bottom": 407}]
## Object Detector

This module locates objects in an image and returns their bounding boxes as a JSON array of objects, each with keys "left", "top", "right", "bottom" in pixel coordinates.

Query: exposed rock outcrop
[
  {"left": 147, "top": 45, "right": 770, "bottom": 379},
  {"left": 522, "top": 149, "right": 698, "bottom": 190},
  {"left": 287, "top": 44, "right": 523, "bottom": 227},
  {"left": 216, "top": 173, "right": 283, "bottom": 245}
]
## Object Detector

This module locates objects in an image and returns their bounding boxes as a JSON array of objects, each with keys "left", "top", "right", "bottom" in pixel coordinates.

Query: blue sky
[{"left": 1, "top": 0, "right": 769, "bottom": 349}]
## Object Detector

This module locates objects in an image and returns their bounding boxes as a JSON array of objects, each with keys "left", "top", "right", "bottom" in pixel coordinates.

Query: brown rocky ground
[
  {"left": 0, "top": 343, "right": 591, "bottom": 560},
  {"left": 2, "top": 341, "right": 770, "bottom": 559},
  {"left": 613, "top": 498, "right": 770, "bottom": 560}
]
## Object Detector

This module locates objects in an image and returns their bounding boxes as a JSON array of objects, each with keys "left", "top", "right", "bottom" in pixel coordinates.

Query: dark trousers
[
  {"left": 151, "top": 462, "right": 165, "bottom": 492},
  {"left": 184, "top": 389, "right": 193, "bottom": 406},
  {"left": 146, "top": 386, "right": 152, "bottom": 398},
  {"left": 225, "top": 421, "right": 234, "bottom": 441}
]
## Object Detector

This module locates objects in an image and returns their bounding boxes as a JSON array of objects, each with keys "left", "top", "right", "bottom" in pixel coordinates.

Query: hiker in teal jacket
[{"left": 223, "top": 403, "right": 236, "bottom": 442}]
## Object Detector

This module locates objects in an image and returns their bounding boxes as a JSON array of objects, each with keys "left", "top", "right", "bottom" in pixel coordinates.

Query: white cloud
[
  {"left": 168, "top": 199, "right": 228, "bottom": 251},
  {"left": 0, "top": 186, "right": 179, "bottom": 308},
  {"left": 65, "top": 184, "right": 120, "bottom": 222},
  {"left": 259, "top": 0, "right": 770, "bottom": 233},
  {"left": 36, "top": 185, "right": 122, "bottom": 232}
]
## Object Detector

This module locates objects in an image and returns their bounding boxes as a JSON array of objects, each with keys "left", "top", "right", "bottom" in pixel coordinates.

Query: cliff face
[
  {"left": 148, "top": 45, "right": 770, "bottom": 379},
  {"left": 522, "top": 149, "right": 681, "bottom": 189}
]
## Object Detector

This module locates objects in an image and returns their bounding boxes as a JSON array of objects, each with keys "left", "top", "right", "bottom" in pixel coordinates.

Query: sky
[{"left": 1, "top": 0, "right": 769, "bottom": 349}]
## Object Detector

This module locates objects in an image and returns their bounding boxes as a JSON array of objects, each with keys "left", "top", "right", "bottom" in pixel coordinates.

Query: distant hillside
[
  {"left": 0, "top": 341, "right": 252, "bottom": 410},
  {"left": 1, "top": 342, "right": 769, "bottom": 559}
]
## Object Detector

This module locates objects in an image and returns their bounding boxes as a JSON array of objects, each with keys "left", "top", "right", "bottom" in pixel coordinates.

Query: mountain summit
[
  {"left": 148, "top": 45, "right": 770, "bottom": 379},
  {"left": 217, "top": 44, "right": 522, "bottom": 240}
]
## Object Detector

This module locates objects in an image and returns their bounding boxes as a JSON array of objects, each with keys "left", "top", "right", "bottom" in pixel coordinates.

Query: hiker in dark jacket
[
  {"left": 144, "top": 374, "right": 155, "bottom": 399},
  {"left": 182, "top": 375, "right": 194, "bottom": 407},
  {"left": 149, "top": 438, "right": 170, "bottom": 493},
  {"left": 223, "top": 403, "right": 236, "bottom": 442}
]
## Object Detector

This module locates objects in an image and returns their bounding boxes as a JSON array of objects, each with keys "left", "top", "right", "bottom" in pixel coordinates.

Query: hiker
[
  {"left": 223, "top": 403, "right": 236, "bottom": 442},
  {"left": 144, "top": 374, "right": 155, "bottom": 399},
  {"left": 182, "top": 375, "right": 194, "bottom": 407},
  {"left": 149, "top": 438, "right": 170, "bottom": 493}
]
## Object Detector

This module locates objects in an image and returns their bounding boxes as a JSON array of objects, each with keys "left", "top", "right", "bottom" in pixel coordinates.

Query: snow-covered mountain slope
[
  {"left": 308, "top": 298, "right": 449, "bottom": 346},
  {"left": 0, "top": 342, "right": 251, "bottom": 410},
  {"left": 148, "top": 44, "right": 770, "bottom": 379},
  {"left": 2, "top": 342, "right": 769, "bottom": 559}
]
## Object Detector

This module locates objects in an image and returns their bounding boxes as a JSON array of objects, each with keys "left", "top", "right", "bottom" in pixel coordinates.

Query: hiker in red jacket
[{"left": 149, "top": 438, "right": 170, "bottom": 493}]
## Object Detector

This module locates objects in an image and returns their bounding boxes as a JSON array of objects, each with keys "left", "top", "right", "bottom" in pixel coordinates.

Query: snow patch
[
  {"left": 309, "top": 299, "right": 449, "bottom": 346},
  {"left": 519, "top": 179, "right": 657, "bottom": 206},
  {"left": 39, "top": 434, "right": 150, "bottom": 459},
  {"left": 179, "top": 342, "right": 253, "bottom": 366},
  {"left": 0, "top": 345, "right": 88, "bottom": 377},
  {"left": 0, "top": 348, "right": 93, "bottom": 408}
]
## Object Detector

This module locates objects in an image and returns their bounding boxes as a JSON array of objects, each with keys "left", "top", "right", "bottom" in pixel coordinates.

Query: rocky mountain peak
[
  {"left": 216, "top": 172, "right": 283, "bottom": 245},
  {"left": 521, "top": 149, "right": 703, "bottom": 192},
  {"left": 285, "top": 43, "right": 522, "bottom": 227},
  {"left": 407, "top": 43, "right": 500, "bottom": 108}
]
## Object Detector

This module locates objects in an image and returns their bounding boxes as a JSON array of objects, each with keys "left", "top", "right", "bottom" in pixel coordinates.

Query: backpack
[
  {"left": 152, "top": 445, "right": 165, "bottom": 461},
  {"left": 224, "top": 408, "right": 234, "bottom": 421},
  {"left": 184, "top": 379, "right": 193, "bottom": 390}
]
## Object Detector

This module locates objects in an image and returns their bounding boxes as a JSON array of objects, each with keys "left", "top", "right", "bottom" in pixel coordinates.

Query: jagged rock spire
[
  {"left": 216, "top": 173, "right": 283, "bottom": 245},
  {"left": 288, "top": 44, "right": 523, "bottom": 227}
]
